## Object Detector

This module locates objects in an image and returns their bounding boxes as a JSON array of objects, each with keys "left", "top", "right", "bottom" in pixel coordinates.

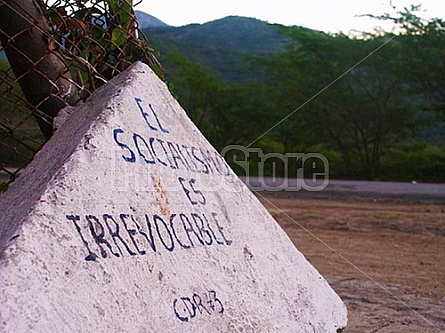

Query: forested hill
[
  {"left": 139, "top": 12, "right": 445, "bottom": 182},
  {"left": 143, "top": 16, "right": 292, "bottom": 81},
  {"left": 135, "top": 11, "right": 169, "bottom": 28}
]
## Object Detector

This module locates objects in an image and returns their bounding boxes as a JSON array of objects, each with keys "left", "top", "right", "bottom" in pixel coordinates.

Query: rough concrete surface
[{"left": 0, "top": 62, "right": 347, "bottom": 332}]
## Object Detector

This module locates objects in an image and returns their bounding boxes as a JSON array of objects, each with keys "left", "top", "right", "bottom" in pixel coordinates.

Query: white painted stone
[{"left": 0, "top": 62, "right": 347, "bottom": 332}]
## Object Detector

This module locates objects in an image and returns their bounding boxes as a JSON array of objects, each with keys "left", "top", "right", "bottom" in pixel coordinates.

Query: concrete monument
[{"left": 0, "top": 62, "right": 347, "bottom": 332}]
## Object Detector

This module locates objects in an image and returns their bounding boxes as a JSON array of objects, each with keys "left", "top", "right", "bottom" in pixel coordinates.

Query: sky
[{"left": 135, "top": 0, "right": 444, "bottom": 33}]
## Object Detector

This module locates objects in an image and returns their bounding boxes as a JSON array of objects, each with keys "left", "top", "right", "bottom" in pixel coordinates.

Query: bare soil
[{"left": 257, "top": 193, "right": 445, "bottom": 333}]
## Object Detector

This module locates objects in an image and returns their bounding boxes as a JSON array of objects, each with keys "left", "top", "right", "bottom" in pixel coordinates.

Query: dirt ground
[{"left": 257, "top": 192, "right": 445, "bottom": 333}]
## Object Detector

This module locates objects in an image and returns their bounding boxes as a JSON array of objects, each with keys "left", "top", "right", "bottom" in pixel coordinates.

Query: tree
[
  {"left": 367, "top": 6, "right": 445, "bottom": 117},
  {"left": 0, "top": 0, "right": 78, "bottom": 139},
  {"left": 260, "top": 27, "right": 417, "bottom": 179}
]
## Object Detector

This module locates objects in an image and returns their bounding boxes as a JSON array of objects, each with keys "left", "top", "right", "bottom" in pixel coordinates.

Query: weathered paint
[{"left": 0, "top": 62, "right": 347, "bottom": 332}]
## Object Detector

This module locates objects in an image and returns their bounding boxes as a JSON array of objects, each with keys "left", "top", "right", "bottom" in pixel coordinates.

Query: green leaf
[
  {"left": 112, "top": 28, "right": 128, "bottom": 47},
  {"left": 104, "top": 0, "right": 119, "bottom": 14}
]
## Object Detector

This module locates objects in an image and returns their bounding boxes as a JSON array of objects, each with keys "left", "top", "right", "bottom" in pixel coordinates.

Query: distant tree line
[{"left": 161, "top": 9, "right": 445, "bottom": 182}]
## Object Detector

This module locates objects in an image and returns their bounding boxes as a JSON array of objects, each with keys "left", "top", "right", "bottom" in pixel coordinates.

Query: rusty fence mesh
[{"left": 0, "top": 0, "right": 160, "bottom": 191}]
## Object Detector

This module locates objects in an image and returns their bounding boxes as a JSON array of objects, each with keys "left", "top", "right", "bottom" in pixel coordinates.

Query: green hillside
[
  {"left": 144, "top": 16, "right": 291, "bottom": 81},
  {"left": 143, "top": 12, "right": 445, "bottom": 182}
]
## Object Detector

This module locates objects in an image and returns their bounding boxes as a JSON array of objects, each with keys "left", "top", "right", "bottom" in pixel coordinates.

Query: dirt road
[
  {"left": 241, "top": 177, "right": 445, "bottom": 203},
  {"left": 257, "top": 193, "right": 445, "bottom": 333}
]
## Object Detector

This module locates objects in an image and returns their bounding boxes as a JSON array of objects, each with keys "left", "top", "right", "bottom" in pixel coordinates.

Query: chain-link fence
[{"left": 0, "top": 0, "right": 160, "bottom": 190}]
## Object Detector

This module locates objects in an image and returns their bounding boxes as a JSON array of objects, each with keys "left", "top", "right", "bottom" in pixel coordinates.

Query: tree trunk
[{"left": 0, "top": 0, "right": 78, "bottom": 139}]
